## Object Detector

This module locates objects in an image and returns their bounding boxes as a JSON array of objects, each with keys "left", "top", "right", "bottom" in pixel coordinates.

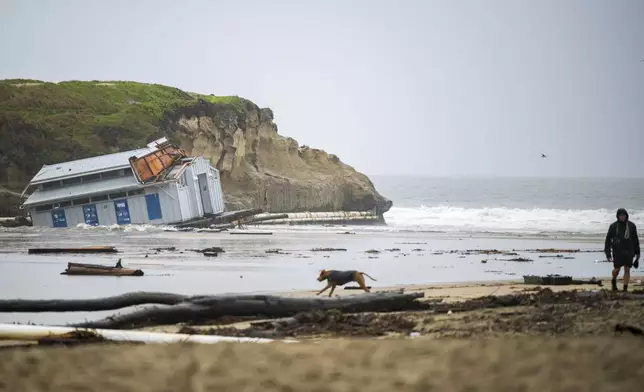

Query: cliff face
[
  {"left": 165, "top": 103, "right": 391, "bottom": 214},
  {"left": 0, "top": 80, "right": 392, "bottom": 215}
]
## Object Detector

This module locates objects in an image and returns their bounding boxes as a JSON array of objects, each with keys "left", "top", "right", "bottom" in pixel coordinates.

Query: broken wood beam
[
  {"left": 28, "top": 246, "right": 118, "bottom": 254},
  {"left": 0, "top": 292, "right": 189, "bottom": 312}
]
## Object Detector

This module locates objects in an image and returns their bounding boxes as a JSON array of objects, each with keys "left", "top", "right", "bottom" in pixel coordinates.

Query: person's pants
[{"left": 613, "top": 256, "right": 634, "bottom": 269}]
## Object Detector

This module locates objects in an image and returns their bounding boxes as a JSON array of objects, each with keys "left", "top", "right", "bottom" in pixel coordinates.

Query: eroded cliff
[
  {"left": 164, "top": 101, "right": 392, "bottom": 214},
  {"left": 0, "top": 80, "right": 392, "bottom": 215}
]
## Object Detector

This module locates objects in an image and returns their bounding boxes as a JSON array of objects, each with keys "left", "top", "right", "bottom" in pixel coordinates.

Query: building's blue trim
[{"left": 145, "top": 193, "right": 163, "bottom": 220}]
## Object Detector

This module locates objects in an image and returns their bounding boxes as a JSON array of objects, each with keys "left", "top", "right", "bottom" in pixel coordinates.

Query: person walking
[{"left": 605, "top": 208, "right": 640, "bottom": 292}]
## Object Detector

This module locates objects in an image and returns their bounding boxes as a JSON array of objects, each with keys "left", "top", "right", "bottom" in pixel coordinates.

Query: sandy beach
[
  {"left": 2, "top": 225, "right": 643, "bottom": 391},
  {"left": 2, "top": 277, "right": 644, "bottom": 392}
]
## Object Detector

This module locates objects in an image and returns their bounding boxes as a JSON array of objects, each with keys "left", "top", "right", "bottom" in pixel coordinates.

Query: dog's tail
[{"left": 361, "top": 272, "right": 377, "bottom": 281}]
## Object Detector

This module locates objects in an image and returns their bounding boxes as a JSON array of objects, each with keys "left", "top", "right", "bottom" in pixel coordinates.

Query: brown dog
[{"left": 316, "top": 269, "right": 377, "bottom": 297}]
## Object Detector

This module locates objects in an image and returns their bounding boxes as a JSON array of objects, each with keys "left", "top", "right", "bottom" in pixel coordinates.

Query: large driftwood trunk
[
  {"left": 0, "top": 292, "right": 189, "bottom": 312},
  {"left": 69, "top": 292, "right": 426, "bottom": 330}
]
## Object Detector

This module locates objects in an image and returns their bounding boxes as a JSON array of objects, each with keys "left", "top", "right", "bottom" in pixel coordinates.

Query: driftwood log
[
  {"left": 0, "top": 292, "right": 189, "bottom": 312},
  {"left": 27, "top": 246, "right": 118, "bottom": 254},
  {"left": 68, "top": 292, "right": 425, "bottom": 330}
]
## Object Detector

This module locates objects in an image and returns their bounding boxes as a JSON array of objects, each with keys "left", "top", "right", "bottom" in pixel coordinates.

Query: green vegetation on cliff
[{"left": 0, "top": 79, "right": 255, "bottom": 191}]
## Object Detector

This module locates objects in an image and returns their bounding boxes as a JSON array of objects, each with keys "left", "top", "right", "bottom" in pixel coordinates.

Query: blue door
[
  {"left": 145, "top": 193, "right": 163, "bottom": 221},
  {"left": 82, "top": 204, "right": 99, "bottom": 226},
  {"left": 114, "top": 200, "right": 131, "bottom": 225},
  {"left": 51, "top": 209, "right": 67, "bottom": 228}
]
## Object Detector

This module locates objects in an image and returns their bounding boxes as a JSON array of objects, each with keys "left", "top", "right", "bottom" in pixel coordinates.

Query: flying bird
[{"left": 541, "top": 153, "right": 547, "bottom": 158}]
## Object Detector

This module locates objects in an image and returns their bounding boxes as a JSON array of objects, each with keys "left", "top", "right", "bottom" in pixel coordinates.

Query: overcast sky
[{"left": 1, "top": 0, "right": 643, "bottom": 178}]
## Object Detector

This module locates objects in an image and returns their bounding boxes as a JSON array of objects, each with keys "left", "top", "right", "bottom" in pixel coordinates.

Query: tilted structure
[{"left": 21, "top": 138, "right": 225, "bottom": 228}]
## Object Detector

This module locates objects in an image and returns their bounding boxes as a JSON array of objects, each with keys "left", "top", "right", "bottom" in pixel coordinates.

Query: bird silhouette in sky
[{"left": 541, "top": 153, "right": 547, "bottom": 158}]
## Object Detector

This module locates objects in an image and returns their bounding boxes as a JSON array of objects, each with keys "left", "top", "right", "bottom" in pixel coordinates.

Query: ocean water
[{"left": 373, "top": 176, "right": 644, "bottom": 236}]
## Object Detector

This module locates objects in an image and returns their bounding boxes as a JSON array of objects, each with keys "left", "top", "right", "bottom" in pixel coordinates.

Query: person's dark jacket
[{"left": 605, "top": 208, "right": 640, "bottom": 261}]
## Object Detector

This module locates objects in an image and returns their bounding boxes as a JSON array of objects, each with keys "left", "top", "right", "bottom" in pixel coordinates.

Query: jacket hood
[{"left": 616, "top": 208, "right": 629, "bottom": 220}]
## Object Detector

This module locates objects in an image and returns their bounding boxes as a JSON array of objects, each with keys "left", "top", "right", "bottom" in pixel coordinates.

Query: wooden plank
[
  {"left": 28, "top": 246, "right": 118, "bottom": 254},
  {"left": 229, "top": 232, "right": 273, "bottom": 235}
]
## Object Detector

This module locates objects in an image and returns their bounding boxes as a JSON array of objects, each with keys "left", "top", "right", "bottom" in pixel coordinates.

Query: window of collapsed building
[
  {"left": 35, "top": 204, "right": 53, "bottom": 212},
  {"left": 108, "top": 191, "right": 127, "bottom": 200},
  {"left": 72, "top": 198, "right": 90, "bottom": 206},
  {"left": 42, "top": 181, "right": 62, "bottom": 190},
  {"left": 82, "top": 173, "right": 102, "bottom": 183},
  {"left": 101, "top": 170, "right": 120, "bottom": 180},
  {"left": 127, "top": 189, "right": 145, "bottom": 196},
  {"left": 62, "top": 177, "right": 82, "bottom": 187},
  {"left": 91, "top": 194, "right": 108, "bottom": 203},
  {"left": 53, "top": 201, "right": 71, "bottom": 209}
]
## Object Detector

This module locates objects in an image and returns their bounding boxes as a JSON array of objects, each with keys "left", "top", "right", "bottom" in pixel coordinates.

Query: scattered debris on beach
[
  {"left": 150, "top": 246, "right": 177, "bottom": 252},
  {"left": 37, "top": 329, "right": 113, "bottom": 347},
  {"left": 538, "top": 254, "right": 575, "bottom": 259},
  {"left": 532, "top": 248, "right": 581, "bottom": 253},
  {"left": 159, "top": 288, "right": 644, "bottom": 339},
  {"left": 187, "top": 247, "right": 225, "bottom": 254},
  {"left": 179, "top": 309, "right": 417, "bottom": 338},
  {"left": 3, "top": 287, "right": 644, "bottom": 342},
  {"left": 311, "top": 248, "right": 347, "bottom": 252},
  {"left": 504, "top": 257, "right": 533, "bottom": 262},
  {"left": 426, "top": 248, "right": 602, "bottom": 257},
  {"left": 229, "top": 231, "right": 273, "bottom": 235},
  {"left": 365, "top": 249, "right": 380, "bottom": 254},
  {"left": 265, "top": 249, "right": 291, "bottom": 255},
  {"left": 522, "top": 275, "right": 602, "bottom": 286}
]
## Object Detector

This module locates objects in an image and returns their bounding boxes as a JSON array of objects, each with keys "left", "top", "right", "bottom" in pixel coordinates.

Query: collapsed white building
[{"left": 21, "top": 138, "right": 225, "bottom": 228}]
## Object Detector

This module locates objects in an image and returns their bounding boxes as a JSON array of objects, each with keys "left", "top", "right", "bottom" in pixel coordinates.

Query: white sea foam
[
  {"left": 383, "top": 205, "right": 644, "bottom": 235},
  {"left": 43, "top": 206, "right": 644, "bottom": 236},
  {"left": 74, "top": 223, "right": 175, "bottom": 232}
]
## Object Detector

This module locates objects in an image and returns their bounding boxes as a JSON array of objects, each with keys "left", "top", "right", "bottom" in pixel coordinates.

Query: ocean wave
[
  {"left": 73, "top": 223, "right": 176, "bottom": 232},
  {"left": 3, "top": 206, "right": 641, "bottom": 237},
  {"left": 383, "top": 206, "right": 644, "bottom": 235}
]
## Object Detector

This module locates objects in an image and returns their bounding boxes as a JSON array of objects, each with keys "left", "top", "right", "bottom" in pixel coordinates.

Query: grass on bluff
[
  {"left": 0, "top": 79, "right": 256, "bottom": 188},
  {"left": 0, "top": 79, "right": 253, "bottom": 126}
]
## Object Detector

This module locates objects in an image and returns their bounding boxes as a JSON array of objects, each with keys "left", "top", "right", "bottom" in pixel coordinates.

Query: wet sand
[
  {"left": 1, "top": 225, "right": 640, "bottom": 325},
  {"left": 278, "top": 278, "right": 616, "bottom": 300}
]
